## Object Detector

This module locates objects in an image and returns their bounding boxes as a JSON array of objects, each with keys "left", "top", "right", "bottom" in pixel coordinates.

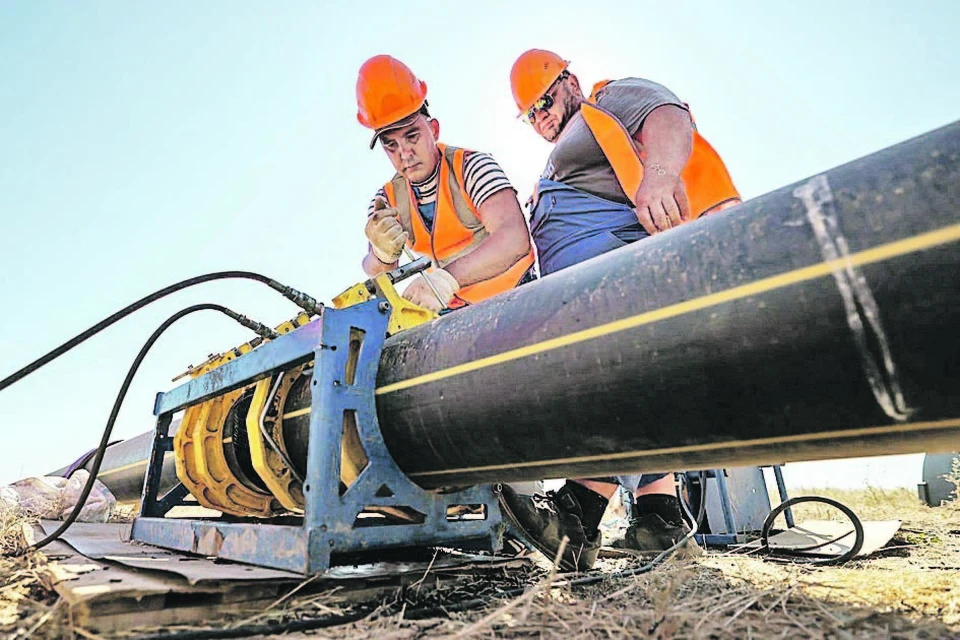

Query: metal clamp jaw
[{"left": 332, "top": 255, "right": 438, "bottom": 335}]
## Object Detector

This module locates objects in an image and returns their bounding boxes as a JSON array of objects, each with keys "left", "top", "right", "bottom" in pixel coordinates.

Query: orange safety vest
[
  {"left": 382, "top": 143, "right": 535, "bottom": 305},
  {"left": 583, "top": 81, "right": 741, "bottom": 219}
]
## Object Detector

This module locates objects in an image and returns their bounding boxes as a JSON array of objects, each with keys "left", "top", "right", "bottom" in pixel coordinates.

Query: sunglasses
[{"left": 524, "top": 73, "right": 568, "bottom": 124}]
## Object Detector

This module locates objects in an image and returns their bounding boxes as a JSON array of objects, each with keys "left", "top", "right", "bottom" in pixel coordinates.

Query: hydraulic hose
[
  {"left": 18, "top": 303, "right": 273, "bottom": 554},
  {"left": 132, "top": 526, "right": 688, "bottom": 640},
  {"left": 130, "top": 485, "right": 700, "bottom": 639},
  {"left": 0, "top": 271, "right": 320, "bottom": 393},
  {"left": 132, "top": 554, "right": 668, "bottom": 640},
  {"left": 759, "top": 495, "right": 864, "bottom": 565}
]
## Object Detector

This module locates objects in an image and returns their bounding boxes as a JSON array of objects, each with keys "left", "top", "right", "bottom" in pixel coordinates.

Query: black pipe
[
  {"left": 56, "top": 122, "right": 960, "bottom": 499},
  {"left": 374, "top": 120, "right": 960, "bottom": 487},
  {"left": 51, "top": 426, "right": 180, "bottom": 503}
]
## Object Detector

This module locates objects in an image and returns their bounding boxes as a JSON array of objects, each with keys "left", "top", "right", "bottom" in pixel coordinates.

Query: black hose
[
  {"left": 695, "top": 471, "right": 708, "bottom": 529},
  {"left": 18, "top": 304, "right": 259, "bottom": 554},
  {"left": 678, "top": 471, "right": 708, "bottom": 531},
  {"left": 135, "top": 492, "right": 868, "bottom": 640},
  {"left": 0, "top": 271, "right": 319, "bottom": 393},
  {"left": 759, "top": 495, "right": 864, "bottom": 565},
  {"left": 132, "top": 559, "right": 660, "bottom": 640},
  {"left": 132, "top": 528, "right": 673, "bottom": 640},
  {"left": 132, "top": 608, "right": 378, "bottom": 640}
]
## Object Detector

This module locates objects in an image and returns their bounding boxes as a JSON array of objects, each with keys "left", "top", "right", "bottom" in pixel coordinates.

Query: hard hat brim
[{"left": 368, "top": 112, "right": 423, "bottom": 150}]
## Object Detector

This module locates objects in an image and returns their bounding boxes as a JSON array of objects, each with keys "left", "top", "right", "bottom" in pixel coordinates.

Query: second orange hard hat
[
  {"left": 510, "top": 49, "right": 569, "bottom": 116},
  {"left": 356, "top": 55, "right": 428, "bottom": 148}
]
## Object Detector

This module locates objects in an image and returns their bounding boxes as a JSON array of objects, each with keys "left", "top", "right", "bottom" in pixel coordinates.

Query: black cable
[
  {"left": 677, "top": 471, "right": 708, "bottom": 531},
  {"left": 132, "top": 607, "right": 378, "bottom": 640},
  {"left": 132, "top": 559, "right": 661, "bottom": 640},
  {"left": 17, "top": 304, "right": 261, "bottom": 554},
  {"left": 132, "top": 520, "right": 672, "bottom": 640},
  {"left": 0, "top": 271, "right": 320, "bottom": 393},
  {"left": 759, "top": 495, "right": 864, "bottom": 565},
  {"left": 695, "top": 471, "right": 708, "bottom": 529}
]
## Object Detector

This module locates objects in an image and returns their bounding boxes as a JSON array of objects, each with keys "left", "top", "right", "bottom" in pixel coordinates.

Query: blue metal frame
[
  {"left": 694, "top": 469, "right": 748, "bottom": 547},
  {"left": 133, "top": 300, "right": 502, "bottom": 574},
  {"left": 772, "top": 464, "right": 794, "bottom": 528},
  {"left": 693, "top": 465, "right": 792, "bottom": 547}
]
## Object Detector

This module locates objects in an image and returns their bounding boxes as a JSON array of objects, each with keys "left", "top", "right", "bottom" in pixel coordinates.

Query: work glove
[
  {"left": 403, "top": 268, "right": 460, "bottom": 313},
  {"left": 365, "top": 198, "right": 408, "bottom": 264}
]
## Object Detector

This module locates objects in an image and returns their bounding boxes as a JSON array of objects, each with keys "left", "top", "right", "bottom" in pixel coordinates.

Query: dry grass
[
  {"left": 3, "top": 482, "right": 959, "bottom": 639},
  {"left": 264, "top": 486, "right": 960, "bottom": 640},
  {"left": 0, "top": 509, "right": 64, "bottom": 640},
  {"left": 266, "top": 553, "right": 960, "bottom": 639},
  {"left": 787, "top": 486, "right": 933, "bottom": 521}
]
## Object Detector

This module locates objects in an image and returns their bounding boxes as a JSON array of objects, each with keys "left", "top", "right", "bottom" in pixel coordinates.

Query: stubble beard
[{"left": 552, "top": 92, "right": 581, "bottom": 142}]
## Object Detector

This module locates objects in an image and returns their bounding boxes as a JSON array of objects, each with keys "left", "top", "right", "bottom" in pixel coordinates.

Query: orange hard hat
[
  {"left": 510, "top": 49, "right": 569, "bottom": 116},
  {"left": 356, "top": 55, "right": 428, "bottom": 148}
]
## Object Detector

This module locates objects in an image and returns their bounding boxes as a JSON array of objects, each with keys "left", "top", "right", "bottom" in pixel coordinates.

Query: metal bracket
[{"left": 690, "top": 466, "right": 793, "bottom": 547}]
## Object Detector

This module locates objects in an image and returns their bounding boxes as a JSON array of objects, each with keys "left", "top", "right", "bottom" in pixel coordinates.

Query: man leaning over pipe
[
  {"left": 498, "top": 49, "right": 742, "bottom": 572},
  {"left": 356, "top": 55, "right": 535, "bottom": 312}
]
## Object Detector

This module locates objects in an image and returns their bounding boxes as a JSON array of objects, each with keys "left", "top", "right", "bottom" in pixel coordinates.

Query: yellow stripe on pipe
[
  {"left": 282, "top": 407, "right": 311, "bottom": 420},
  {"left": 408, "top": 417, "right": 960, "bottom": 479},
  {"left": 96, "top": 451, "right": 174, "bottom": 477},
  {"left": 377, "top": 223, "right": 960, "bottom": 396}
]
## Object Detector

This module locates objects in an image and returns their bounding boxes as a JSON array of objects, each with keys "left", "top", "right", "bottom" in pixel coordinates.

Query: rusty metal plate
[{"left": 41, "top": 521, "right": 524, "bottom": 583}]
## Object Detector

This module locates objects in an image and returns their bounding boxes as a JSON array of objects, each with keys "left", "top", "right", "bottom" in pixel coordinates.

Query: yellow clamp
[
  {"left": 332, "top": 273, "right": 436, "bottom": 335},
  {"left": 172, "top": 312, "right": 313, "bottom": 517},
  {"left": 173, "top": 386, "right": 282, "bottom": 517}
]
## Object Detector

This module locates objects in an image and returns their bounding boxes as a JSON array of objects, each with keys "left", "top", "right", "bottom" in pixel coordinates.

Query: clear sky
[{"left": 1, "top": 2, "right": 957, "bottom": 490}]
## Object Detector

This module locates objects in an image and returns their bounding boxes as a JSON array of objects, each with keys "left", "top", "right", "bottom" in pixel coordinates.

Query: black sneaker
[
  {"left": 498, "top": 484, "right": 601, "bottom": 572},
  {"left": 612, "top": 513, "right": 702, "bottom": 558}
]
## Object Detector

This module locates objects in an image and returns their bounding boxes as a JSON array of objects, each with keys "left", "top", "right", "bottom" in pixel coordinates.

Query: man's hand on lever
[{"left": 402, "top": 268, "right": 459, "bottom": 313}]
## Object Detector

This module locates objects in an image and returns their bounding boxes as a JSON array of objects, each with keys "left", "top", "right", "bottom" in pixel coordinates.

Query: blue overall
[{"left": 530, "top": 179, "right": 668, "bottom": 493}]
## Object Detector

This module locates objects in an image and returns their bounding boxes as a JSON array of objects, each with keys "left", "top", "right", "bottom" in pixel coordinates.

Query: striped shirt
[{"left": 366, "top": 151, "right": 514, "bottom": 229}]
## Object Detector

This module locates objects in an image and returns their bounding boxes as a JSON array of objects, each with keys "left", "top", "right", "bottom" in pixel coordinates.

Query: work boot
[
  {"left": 499, "top": 530, "right": 534, "bottom": 558},
  {"left": 613, "top": 513, "right": 703, "bottom": 558},
  {"left": 498, "top": 484, "right": 601, "bottom": 572}
]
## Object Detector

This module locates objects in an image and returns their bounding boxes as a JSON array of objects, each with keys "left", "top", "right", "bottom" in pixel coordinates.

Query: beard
[{"left": 552, "top": 91, "right": 581, "bottom": 140}]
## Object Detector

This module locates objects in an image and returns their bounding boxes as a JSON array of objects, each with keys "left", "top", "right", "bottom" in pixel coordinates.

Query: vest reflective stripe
[
  {"left": 581, "top": 88, "right": 741, "bottom": 219},
  {"left": 383, "top": 143, "right": 534, "bottom": 304}
]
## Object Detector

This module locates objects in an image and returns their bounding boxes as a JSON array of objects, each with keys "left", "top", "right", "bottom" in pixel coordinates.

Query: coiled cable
[{"left": 759, "top": 495, "right": 864, "bottom": 565}]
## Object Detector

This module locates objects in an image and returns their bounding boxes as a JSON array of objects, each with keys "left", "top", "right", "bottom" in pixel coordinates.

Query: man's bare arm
[
  {"left": 631, "top": 104, "right": 694, "bottom": 233},
  {"left": 362, "top": 246, "right": 397, "bottom": 277},
  {"left": 442, "top": 189, "right": 531, "bottom": 287}
]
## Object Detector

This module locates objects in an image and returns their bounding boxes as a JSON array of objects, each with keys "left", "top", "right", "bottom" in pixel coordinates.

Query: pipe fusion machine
[{"left": 134, "top": 260, "right": 504, "bottom": 575}]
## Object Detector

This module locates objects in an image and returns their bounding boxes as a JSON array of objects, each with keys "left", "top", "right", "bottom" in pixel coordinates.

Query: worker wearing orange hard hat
[
  {"left": 356, "top": 55, "right": 534, "bottom": 312},
  {"left": 498, "top": 49, "right": 741, "bottom": 572}
]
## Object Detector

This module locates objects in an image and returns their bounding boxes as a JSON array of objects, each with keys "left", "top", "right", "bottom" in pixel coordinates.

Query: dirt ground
[{"left": 3, "top": 486, "right": 959, "bottom": 639}]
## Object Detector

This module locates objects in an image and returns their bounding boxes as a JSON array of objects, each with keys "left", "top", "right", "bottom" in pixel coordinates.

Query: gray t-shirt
[{"left": 541, "top": 77, "right": 687, "bottom": 205}]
